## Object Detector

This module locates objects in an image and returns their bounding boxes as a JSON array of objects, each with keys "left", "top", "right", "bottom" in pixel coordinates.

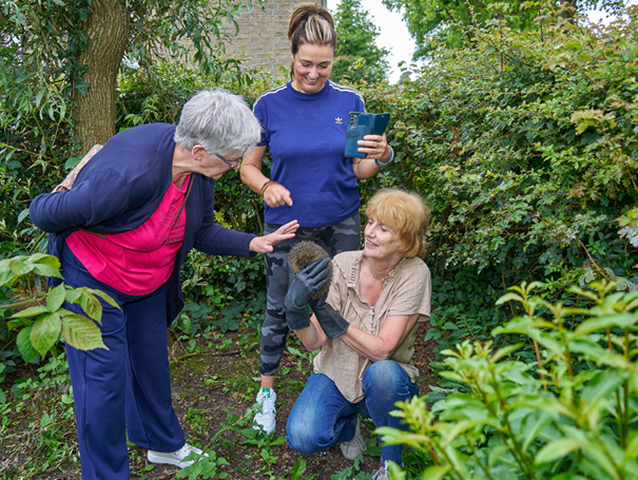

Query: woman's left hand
[
  {"left": 358, "top": 133, "right": 390, "bottom": 161},
  {"left": 249, "top": 220, "right": 299, "bottom": 253}
]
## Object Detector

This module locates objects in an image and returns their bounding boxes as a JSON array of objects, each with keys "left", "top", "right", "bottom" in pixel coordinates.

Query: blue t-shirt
[{"left": 253, "top": 80, "right": 366, "bottom": 228}]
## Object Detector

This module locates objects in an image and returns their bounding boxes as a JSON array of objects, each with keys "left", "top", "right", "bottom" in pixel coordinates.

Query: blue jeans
[{"left": 286, "top": 361, "right": 419, "bottom": 465}]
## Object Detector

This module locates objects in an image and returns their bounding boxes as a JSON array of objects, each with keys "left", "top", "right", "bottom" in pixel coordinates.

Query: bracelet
[
  {"left": 260, "top": 180, "right": 276, "bottom": 196},
  {"left": 375, "top": 146, "right": 394, "bottom": 168}
]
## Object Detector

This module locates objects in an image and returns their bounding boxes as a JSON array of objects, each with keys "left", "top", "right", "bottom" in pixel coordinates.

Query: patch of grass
[
  {"left": 275, "top": 379, "right": 306, "bottom": 397},
  {"left": 0, "top": 352, "right": 79, "bottom": 479},
  {"left": 186, "top": 407, "right": 213, "bottom": 437},
  {"left": 220, "top": 367, "right": 258, "bottom": 402}
]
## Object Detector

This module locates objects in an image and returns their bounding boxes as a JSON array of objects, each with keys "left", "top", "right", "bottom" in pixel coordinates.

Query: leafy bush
[
  {"left": 379, "top": 280, "right": 638, "bottom": 479},
  {"left": 0, "top": 253, "right": 117, "bottom": 370},
  {"left": 352, "top": 7, "right": 638, "bottom": 361}
]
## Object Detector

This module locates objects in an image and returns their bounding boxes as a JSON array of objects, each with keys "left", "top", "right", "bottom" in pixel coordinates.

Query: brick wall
[{"left": 225, "top": 0, "right": 327, "bottom": 78}]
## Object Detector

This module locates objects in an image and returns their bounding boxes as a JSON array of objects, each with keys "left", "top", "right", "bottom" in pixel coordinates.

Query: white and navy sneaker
[
  {"left": 253, "top": 387, "right": 277, "bottom": 434},
  {"left": 147, "top": 443, "right": 208, "bottom": 468}
]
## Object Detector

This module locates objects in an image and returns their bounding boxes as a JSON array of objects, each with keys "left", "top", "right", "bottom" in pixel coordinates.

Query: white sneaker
[
  {"left": 147, "top": 443, "right": 208, "bottom": 468},
  {"left": 339, "top": 416, "right": 367, "bottom": 460},
  {"left": 369, "top": 460, "right": 390, "bottom": 480},
  {"left": 253, "top": 388, "right": 277, "bottom": 434}
]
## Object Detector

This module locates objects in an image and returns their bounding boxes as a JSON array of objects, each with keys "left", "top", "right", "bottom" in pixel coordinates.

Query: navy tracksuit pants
[{"left": 61, "top": 245, "right": 185, "bottom": 479}]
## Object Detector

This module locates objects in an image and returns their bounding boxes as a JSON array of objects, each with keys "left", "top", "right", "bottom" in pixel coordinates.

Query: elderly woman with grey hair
[{"left": 30, "top": 89, "right": 298, "bottom": 480}]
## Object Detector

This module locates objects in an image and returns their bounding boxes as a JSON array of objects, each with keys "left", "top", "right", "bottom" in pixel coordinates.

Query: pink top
[{"left": 67, "top": 176, "right": 191, "bottom": 295}]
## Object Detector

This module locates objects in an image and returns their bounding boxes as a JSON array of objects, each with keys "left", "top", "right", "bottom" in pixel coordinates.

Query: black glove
[
  {"left": 284, "top": 258, "right": 330, "bottom": 330},
  {"left": 309, "top": 298, "right": 349, "bottom": 340}
]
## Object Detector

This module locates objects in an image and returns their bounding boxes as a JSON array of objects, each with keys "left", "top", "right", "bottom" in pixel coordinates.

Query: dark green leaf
[{"left": 16, "top": 327, "right": 38, "bottom": 363}]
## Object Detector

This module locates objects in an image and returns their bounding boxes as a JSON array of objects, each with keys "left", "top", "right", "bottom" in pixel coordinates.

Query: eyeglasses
[{"left": 215, "top": 152, "right": 242, "bottom": 169}]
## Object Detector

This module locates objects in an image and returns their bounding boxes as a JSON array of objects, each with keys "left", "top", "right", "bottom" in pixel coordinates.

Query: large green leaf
[
  {"left": 16, "top": 326, "right": 38, "bottom": 363},
  {"left": 78, "top": 291, "right": 102, "bottom": 322},
  {"left": 495, "top": 292, "right": 524, "bottom": 305},
  {"left": 0, "top": 259, "right": 17, "bottom": 286},
  {"left": 32, "top": 263, "right": 63, "bottom": 278},
  {"left": 30, "top": 252, "right": 62, "bottom": 277},
  {"left": 535, "top": 438, "right": 593, "bottom": 465},
  {"left": 9, "top": 258, "right": 33, "bottom": 276},
  {"left": 46, "top": 284, "right": 66, "bottom": 312},
  {"left": 375, "top": 427, "right": 433, "bottom": 448},
  {"left": 65, "top": 287, "right": 83, "bottom": 303},
  {"left": 60, "top": 314, "right": 107, "bottom": 351},
  {"left": 571, "top": 313, "right": 637, "bottom": 339},
  {"left": 30, "top": 312, "right": 61, "bottom": 357},
  {"left": 624, "top": 432, "right": 638, "bottom": 462},
  {"left": 487, "top": 444, "right": 510, "bottom": 469},
  {"left": 568, "top": 337, "right": 608, "bottom": 361},
  {"left": 579, "top": 371, "right": 623, "bottom": 427},
  {"left": 419, "top": 465, "right": 451, "bottom": 480},
  {"left": 518, "top": 410, "right": 553, "bottom": 453},
  {"left": 10, "top": 305, "right": 49, "bottom": 319},
  {"left": 88, "top": 288, "right": 119, "bottom": 310},
  {"left": 491, "top": 342, "right": 525, "bottom": 362},
  {"left": 29, "top": 253, "right": 56, "bottom": 263},
  {"left": 440, "top": 419, "right": 489, "bottom": 448}
]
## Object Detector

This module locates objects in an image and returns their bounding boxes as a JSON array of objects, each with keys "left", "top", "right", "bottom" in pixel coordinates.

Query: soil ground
[{"left": 1, "top": 323, "right": 436, "bottom": 480}]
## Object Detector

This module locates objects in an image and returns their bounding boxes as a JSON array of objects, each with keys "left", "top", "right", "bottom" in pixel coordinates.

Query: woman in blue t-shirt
[{"left": 240, "top": 2, "right": 395, "bottom": 436}]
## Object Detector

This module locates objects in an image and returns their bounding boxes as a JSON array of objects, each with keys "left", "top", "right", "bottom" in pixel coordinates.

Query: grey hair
[{"left": 174, "top": 89, "right": 262, "bottom": 155}]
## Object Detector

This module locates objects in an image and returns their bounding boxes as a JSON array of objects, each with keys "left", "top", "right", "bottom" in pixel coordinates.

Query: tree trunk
[{"left": 73, "top": 0, "right": 130, "bottom": 150}]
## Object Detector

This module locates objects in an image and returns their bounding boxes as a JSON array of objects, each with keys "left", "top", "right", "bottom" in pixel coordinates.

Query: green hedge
[{"left": 352, "top": 10, "right": 638, "bottom": 354}]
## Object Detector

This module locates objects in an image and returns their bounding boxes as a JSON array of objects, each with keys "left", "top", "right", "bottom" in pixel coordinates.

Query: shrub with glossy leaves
[{"left": 379, "top": 280, "right": 638, "bottom": 479}]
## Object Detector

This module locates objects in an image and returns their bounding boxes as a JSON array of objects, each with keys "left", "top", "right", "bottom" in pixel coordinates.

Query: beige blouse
[{"left": 313, "top": 250, "right": 432, "bottom": 403}]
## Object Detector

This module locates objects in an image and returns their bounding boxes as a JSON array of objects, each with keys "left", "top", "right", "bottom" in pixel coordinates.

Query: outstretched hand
[{"left": 249, "top": 220, "right": 299, "bottom": 253}]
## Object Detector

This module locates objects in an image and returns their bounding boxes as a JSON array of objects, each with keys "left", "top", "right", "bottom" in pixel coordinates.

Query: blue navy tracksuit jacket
[{"left": 30, "top": 123, "right": 256, "bottom": 323}]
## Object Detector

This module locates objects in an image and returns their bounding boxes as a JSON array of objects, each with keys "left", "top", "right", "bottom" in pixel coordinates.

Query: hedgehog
[{"left": 288, "top": 241, "right": 332, "bottom": 300}]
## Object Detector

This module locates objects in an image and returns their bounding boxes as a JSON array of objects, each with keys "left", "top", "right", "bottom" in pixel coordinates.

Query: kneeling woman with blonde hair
[{"left": 284, "top": 188, "right": 432, "bottom": 480}]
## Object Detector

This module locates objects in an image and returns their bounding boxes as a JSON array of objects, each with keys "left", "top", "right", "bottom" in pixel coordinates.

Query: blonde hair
[
  {"left": 365, "top": 189, "right": 431, "bottom": 259},
  {"left": 288, "top": 3, "right": 336, "bottom": 79}
]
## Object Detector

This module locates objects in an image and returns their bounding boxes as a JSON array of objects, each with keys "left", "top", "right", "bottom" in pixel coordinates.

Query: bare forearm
[
  {"left": 353, "top": 159, "right": 381, "bottom": 179},
  {"left": 294, "top": 316, "right": 327, "bottom": 351},
  {"left": 241, "top": 164, "right": 269, "bottom": 193},
  {"left": 338, "top": 328, "right": 394, "bottom": 362},
  {"left": 331, "top": 314, "right": 419, "bottom": 362},
  {"left": 240, "top": 146, "right": 268, "bottom": 193}
]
